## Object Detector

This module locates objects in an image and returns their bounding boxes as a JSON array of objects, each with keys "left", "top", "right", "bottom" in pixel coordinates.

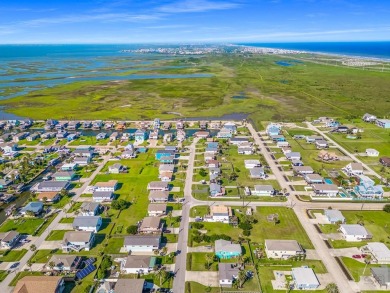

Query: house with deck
[
  {"left": 343, "top": 163, "right": 364, "bottom": 176},
  {"left": 80, "top": 202, "right": 100, "bottom": 216},
  {"left": 121, "top": 255, "right": 156, "bottom": 274},
  {"left": 312, "top": 184, "right": 339, "bottom": 196},
  {"left": 123, "top": 235, "right": 161, "bottom": 253},
  {"left": 139, "top": 217, "right": 162, "bottom": 234},
  {"left": 72, "top": 216, "right": 102, "bottom": 233},
  {"left": 354, "top": 175, "right": 383, "bottom": 199},
  {"left": 148, "top": 190, "right": 169, "bottom": 203},
  {"left": 95, "top": 180, "right": 118, "bottom": 192},
  {"left": 219, "top": 263, "right": 239, "bottom": 288},
  {"left": 62, "top": 231, "right": 95, "bottom": 252}
]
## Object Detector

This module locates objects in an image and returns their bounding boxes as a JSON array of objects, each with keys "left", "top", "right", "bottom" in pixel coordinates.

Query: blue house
[
  {"left": 270, "top": 135, "right": 286, "bottom": 142},
  {"left": 223, "top": 122, "right": 237, "bottom": 133},
  {"left": 266, "top": 124, "right": 281, "bottom": 136},
  {"left": 376, "top": 119, "right": 390, "bottom": 129},
  {"left": 354, "top": 175, "right": 384, "bottom": 199},
  {"left": 207, "top": 142, "right": 219, "bottom": 149},
  {"left": 215, "top": 239, "right": 242, "bottom": 259},
  {"left": 137, "top": 147, "right": 148, "bottom": 153},
  {"left": 135, "top": 130, "right": 147, "bottom": 143},
  {"left": 324, "top": 209, "right": 345, "bottom": 224},
  {"left": 159, "top": 155, "right": 175, "bottom": 164},
  {"left": 21, "top": 202, "right": 44, "bottom": 216},
  {"left": 67, "top": 133, "right": 78, "bottom": 141},
  {"left": 326, "top": 121, "right": 340, "bottom": 128}
]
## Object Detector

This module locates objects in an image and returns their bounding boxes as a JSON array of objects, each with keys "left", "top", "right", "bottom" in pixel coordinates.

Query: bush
[
  {"left": 383, "top": 204, "right": 390, "bottom": 213},
  {"left": 243, "top": 230, "right": 251, "bottom": 236},
  {"left": 239, "top": 221, "right": 253, "bottom": 231},
  {"left": 111, "top": 199, "right": 130, "bottom": 210},
  {"left": 126, "top": 225, "right": 138, "bottom": 235},
  {"left": 192, "top": 223, "right": 204, "bottom": 229}
]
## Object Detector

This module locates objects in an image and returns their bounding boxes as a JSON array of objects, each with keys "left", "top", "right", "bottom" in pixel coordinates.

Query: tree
[
  {"left": 126, "top": 225, "right": 138, "bottom": 235},
  {"left": 383, "top": 204, "right": 390, "bottom": 213},
  {"left": 362, "top": 254, "right": 372, "bottom": 275},
  {"left": 30, "top": 244, "right": 37, "bottom": 252},
  {"left": 27, "top": 260, "right": 33, "bottom": 271},
  {"left": 48, "top": 261, "right": 56, "bottom": 271},
  {"left": 199, "top": 168, "right": 207, "bottom": 177},
  {"left": 237, "top": 270, "right": 247, "bottom": 288},
  {"left": 205, "top": 254, "right": 213, "bottom": 270},
  {"left": 326, "top": 283, "right": 339, "bottom": 293},
  {"left": 97, "top": 268, "right": 105, "bottom": 279},
  {"left": 111, "top": 199, "right": 129, "bottom": 210}
]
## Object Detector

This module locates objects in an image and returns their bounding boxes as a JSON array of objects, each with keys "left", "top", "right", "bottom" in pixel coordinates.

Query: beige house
[{"left": 265, "top": 239, "right": 305, "bottom": 259}]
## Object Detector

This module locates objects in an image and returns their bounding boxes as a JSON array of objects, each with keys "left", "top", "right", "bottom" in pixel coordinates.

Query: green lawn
[
  {"left": 186, "top": 253, "right": 218, "bottom": 271},
  {"left": 30, "top": 249, "right": 56, "bottom": 263},
  {"left": 185, "top": 282, "right": 219, "bottom": 293},
  {"left": 0, "top": 218, "right": 44, "bottom": 235},
  {"left": 341, "top": 257, "right": 384, "bottom": 282},
  {"left": 104, "top": 237, "right": 125, "bottom": 254},
  {"left": 318, "top": 224, "right": 339, "bottom": 234},
  {"left": 59, "top": 217, "right": 74, "bottom": 223},
  {"left": 0, "top": 249, "right": 28, "bottom": 262},
  {"left": 0, "top": 270, "right": 8, "bottom": 282},
  {"left": 45, "top": 230, "right": 71, "bottom": 241},
  {"left": 68, "top": 202, "right": 82, "bottom": 213}
]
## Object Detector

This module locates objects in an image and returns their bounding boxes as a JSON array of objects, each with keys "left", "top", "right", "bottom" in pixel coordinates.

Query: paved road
[
  {"left": 172, "top": 138, "right": 199, "bottom": 293},
  {"left": 306, "top": 122, "right": 381, "bottom": 179},
  {"left": 0, "top": 156, "right": 109, "bottom": 292}
]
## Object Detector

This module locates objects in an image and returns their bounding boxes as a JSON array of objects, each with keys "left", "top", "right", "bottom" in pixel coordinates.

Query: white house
[
  {"left": 121, "top": 255, "right": 156, "bottom": 274},
  {"left": 251, "top": 185, "right": 274, "bottom": 196},
  {"left": 244, "top": 160, "right": 261, "bottom": 169},
  {"left": 340, "top": 224, "right": 372, "bottom": 242},
  {"left": 265, "top": 239, "right": 305, "bottom": 259},
  {"left": 62, "top": 231, "right": 95, "bottom": 252},
  {"left": 315, "top": 140, "right": 328, "bottom": 149},
  {"left": 312, "top": 184, "right": 339, "bottom": 197},
  {"left": 147, "top": 203, "right": 167, "bottom": 216},
  {"left": 80, "top": 202, "right": 100, "bottom": 216},
  {"left": 343, "top": 163, "right": 364, "bottom": 176},
  {"left": 238, "top": 146, "right": 253, "bottom": 155},
  {"left": 365, "top": 242, "right": 390, "bottom": 264},
  {"left": 292, "top": 267, "right": 320, "bottom": 290},
  {"left": 366, "top": 149, "right": 379, "bottom": 157},
  {"left": 123, "top": 235, "right": 161, "bottom": 253},
  {"left": 285, "top": 152, "right": 301, "bottom": 161},
  {"left": 92, "top": 191, "right": 114, "bottom": 203},
  {"left": 206, "top": 205, "right": 232, "bottom": 223},
  {"left": 95, "top": 180, "right": 118, "bottom": 192},
  {"left": 72, "top": 216, "right": 102, "bottom": 233},
  {"left": 219, "top": 263, "right": 239, "bottom": 288}
]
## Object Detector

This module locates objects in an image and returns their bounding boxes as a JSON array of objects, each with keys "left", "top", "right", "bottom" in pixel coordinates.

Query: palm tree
[
  {"left": 48, "top": 261, "right": 56, "bottom": 271},
  {"left": 237, "top": 270, "right": 247, "bottom": 288},
  {"left": 362, "top": 254, "right": 372, "bottom": 275},
  {"left": 30, "top": 244, "right": 37, "bottom": 252},
  {"left": 205, "top": 254, "right": 213, "bottom": 270}
]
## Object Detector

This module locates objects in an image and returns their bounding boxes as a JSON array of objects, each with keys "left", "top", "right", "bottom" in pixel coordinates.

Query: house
[
  {"left": 53, "top": 171, "right": 76, "bottom": 181},
  {"left": 207, "top": 205, "right": 232, "bottom": 223},
  {"left": 244, "top": 160, "right": 261, "bottom": 169},
  {"left": 223, "top": 122, "right": 237, "bottom": 133},
  {"left": 36, "top": 192, "right": 60, "bottom": 203},
  {"left": 108, "top": 163, "right": 126, "bottom": 174},
  {"left": 92, "top": 191, "right": 114, "bottom": 203},
  {"left": 13, "top": 132, "right": 29, "bottom": 143},
  {"left": 73, "top": 147, "right": 94, "bottom": 158},
  {"left": 354, "top": 175, "right": 383, "bottom": 199},
  {"left": 216, "top": 128, "right": 233, "bottom": 138},
  {"left": 305, "top": 174, "right": 324, "bottom": 184},
  {"left": 153, "top": 118, "right": 160, "bottom": 129},
  {"left": 159, "top": 164, "right": 175, "bottom": 174},
  {"left": 162, "top": 121, "right": 171, "bottom": 130},
  {"left": 335, "top": 126, "right": 349, "bottom": 133},
  {"left": 46, "top": 255, "right": 81, "bottom": 272},
  {"left": 96, "top": 132, "right": 107, "bottom": 140},
  {"left": 0, "top": 231, "right": 20, "bottom": 249},
  {"left": 109, "top": 132, "right": 119, "bottom": 141},
  {"left": 121, "top": 255, "right": 156, "bottom": 274},
  {"left": 324, "top": 209, "right": 345, "bottom": 224},
  {"left": 147, "top": 203, "right": 167, "bottom": 216},
  {"left": 365, "top": 242, "right": 390, "bottom": 264},
  {"left": 123, "top": 235, "right": 161, "bottom": 253},
  {"left": 62, "top": 231, "right": 95, "bottom": 252},
  {"left": 73, "top": 157, "right": 91, "bottom": 166},
  {"left": 292, "top": 160, "right": 304, "bottom": 167},
  {"left": 13, "top": 276, "right": 65, "bottom": 293},
  {"left": 238, "top": 146, "right": 254, "bottom": 155},
  {"left": 286, "top": 152, "right": 301, "bottom": 161},
  {"left": 318, "top": 150, "right": 339, "bottom": 161},
  {"left": 293, "top": 166, "right": 314, "bottom": 175},
  {"left": 362, "top": 113, "right": 377, "bottom": 122},
  {"left": 56, "top": 130, "right": 68, "bottom": 139},
  {"left": 215, "top": 239, "right": 242, "bottom": 259},
  {"left": 276, "top": 141, "right": 290, "bottom": 148},
  {"left": 163, "top": 133, "right": 173, "bottom": 142},
  {"left": 306, "top": 136, "right": 323, "bottom": 143},
  {"left": 371, "top": 267, "right": 390, "bottom": 289},
  {"left": 66, "top": 133, "right": 78, "bottom": 141},
  {"left": 148, "top": 190, "right": 169, "bottom": 203},
  {"left": 219, "top": 263, "right": 239, "bottom": 288},
  {"left": 135, "top": 129, "right": 147, "bottom": 143},
  {"left": 251, "top": 185, "right": 274, "bottom": 196},
  {"left": 209, "top": 167, "right": 221, "bottom": 176},
  {"left": 199, "top": 121, "right": 207, "bottom": 130},
  {"left": 36, "top": 181, "right": 69, "bottom": 192},
  {"left": 139, "top": 217, "right": 162, "bottom": 234},
  {"left": 147, "top": 181, "right": 169, "bottom": 191},
  {"left": 149, "top": 130, "right": 159, "bottom": 140},
  {"left": 204, "top": 152, "right": 215, "bottom": 162},
  {"left": 340, "top": 224, "right": 372, "bottom": 241},
  {"left": 0, "top": 143, "right": 18, "bottom": 153},
  {"left": 376, "top": 119, "right": 390, "bottom": 129},
  {"left": 80, "top": 202, "right": 100, "bottom": 216},
  {"left": 72, "top": 216, "right": 102, "bottom": 233},
  {"left": 315, "top": 140, "right": 328, "bottom": 149},
  {"left": 83, "top": 121, "right": 92, "bottom": 128},
  {"left": 95, "top": 180, "right": 118, "bottom": 192},
  {"left": 20, "top": 201, "right": 44, "bottom": 216},
  {"left": 292, "top": 267, "right": 320, "bottom": 290},
  {"left": 159, "top": 155, "right": 175, "bottom": 164},
  {"left": 230, "top": 137, "right": 249, "bottom": 145},
  {"left": 344, "top": 162, "right": 364, "bottom": 176},
  {"left": 121, "top": 150, "right": 137, "bottom": 159},
  {"left": 210, "top": 183, "right": 224, "bottom": 197},
  {"left": 265, "top": 239, "right": 305, "bottom": 259},
  {"left": 67, "top": 121, "right": 80, "bottom": 130},
  {"left": 207, "top": 160, "right": 220, "bottom": 168},
  {"left": 250, "top": 167, "right": 266, "bottom": 179},
  {"left": 92, "top": 120, "right": 103, "bottom": 129},
  {"left": 281, "top": 147, "right": 292, "bottom": 155},
  {"left": 366, "top": 149, "right": 379, "bottom": 157},
  {"left": 266, "top": 124, "right": 281, "bottom": 136},
  {"left": 270, "top": 135, "right": 286, "bottom": 142},
  {"left": 159, "top": 172, "right": 172, "bottom": 182},
  {"left": 176, "top": 130, "right": 186, "bottom": 141},
  {"left": 380, "top": 157, "right": 390, "bottom": 167},
  {"left": 61, "top": 163, "right": 78, "bottom": 171},
  {"left": 312, "top": 184, "right": 339, "bottom": 197}
]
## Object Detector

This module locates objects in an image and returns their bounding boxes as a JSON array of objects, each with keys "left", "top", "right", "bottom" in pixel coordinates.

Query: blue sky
[{"left": 0, "top": 0, "right": 389, "bottom": 43}]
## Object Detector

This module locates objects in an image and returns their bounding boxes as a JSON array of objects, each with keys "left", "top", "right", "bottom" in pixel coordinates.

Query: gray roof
[
  {"left": 21, "top": 201, "right": 43, "bottom": 213},
  {"left": 123, "top": 255, "right": 153, "bottom": 269},
  {"left": 148, "top": 203, "right": 167, "bottom": 212},
  {"left": 254, "top": 185, "right": 274, "bottom": 192},
  {"left": 210, "top": 183, "right": 222, "bottom": 192},
  {"left": 53, "top": 171, "right": 75, "bottom": 177},
  {"left": 148, "top": 181, "right": 169, "bottom": 189},
  {"left": 92, "top": 191, "right": 113, "bottom": 198},
  {"left": 63, "top": 231, "right": 93, "bottom": 243},
  {"left": 305, "top": 174, "right": 324, "bottom": 182},
  {"left": 0, "top": 231, "right": 19, "bottom": 243},
  {"left": 159, "top": 164, "right": 175, "bottom": 172},
  {"left": 292, "top": 267, "right": 320, "bottom": 286},
  {"left": 371, "top": 267, "right": 390, "bottom": 285},
  {"left": 215, "top": 239, "right": 241, "bottom": 254},
  {"left": 250, "top": 167, "right": 265, "bottom": 176},
  {"left": 124, "top": 235, "right": 161, "bottom": 247},
  {"left": 265, "top": 239, "right": 303, "bottom": 252},
  {"left": 140, "top": 217, "right": 161, "bottom": 230},
  {"left": 81, "top": 202, "right": 100, "bottom": 212},
  {"left": 312, "top": 184, "right": 339, "bottom": 192},
  {"left": 219, "top": 263, "right": 239, "bottom": 280},
  {"left": 115, "top": 279, "right": 145, "bottom": 293},
  {"left": 286, "top": 152, "right": 301, "bottom": 158},
  {"left": 293, "top": 166, "right": 313, "bottom": 173},
  {"left": 48, "top": 255, "right": 78, "bottom": 268},
  {"left": 324, "top": 209, "right": 345, "bottom": 221},
  {"left": 366, "top": 242, "right": 390, "bottom": 260},
  {"left": 148, "top": 190, "right": 169, "bottom": 200},
  {"left": 72, "top": 216, "right": 101, "bottom": 228},
  {"left": 37, "top": 181, "right": 69, "bottom": 190},
  {"left": 340, "top": 224, "right": 371, "bottom": 236}
]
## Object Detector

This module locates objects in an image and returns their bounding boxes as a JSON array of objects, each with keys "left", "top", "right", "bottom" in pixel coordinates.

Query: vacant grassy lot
[
  {"left": 341, "top": 257, "right": 384, "bottom": 282},
  {"left": 45, "top": 230, "right": 71, "bottom": 241},
  {"left": 185, "top": 282, "right": 219, "bottom": 293},
  {"left": 2, "top": 55, "right": 390, "bottom": 129},
  {"left": 0, "top": 249, "right": 28, "bottom": 262},
  {"left": 0, "top": 218, "right": 44, "bottom": 235}
]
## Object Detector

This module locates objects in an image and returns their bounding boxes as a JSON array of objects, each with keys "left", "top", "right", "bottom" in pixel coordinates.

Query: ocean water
[{"left": 239, "top": 41, "right": 390, "bottom": 60}]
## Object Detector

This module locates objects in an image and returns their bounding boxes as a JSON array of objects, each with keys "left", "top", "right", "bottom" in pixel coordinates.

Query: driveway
[{"left": 186, "top": 271, "right": 219, "bottom": 287}]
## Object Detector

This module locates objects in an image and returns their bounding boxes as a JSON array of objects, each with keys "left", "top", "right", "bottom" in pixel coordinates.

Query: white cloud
[{"left": 158, "top": 0, "right": 240, "bottom": 13}]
